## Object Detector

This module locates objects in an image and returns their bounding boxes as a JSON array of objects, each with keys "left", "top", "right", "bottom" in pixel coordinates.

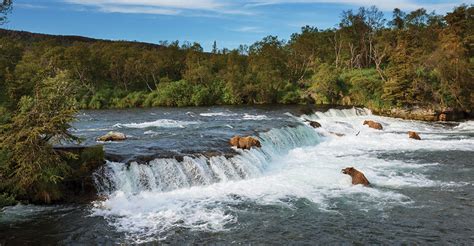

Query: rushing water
[{"left": 1, "top": 106, "right": 473, "bottom": 244}]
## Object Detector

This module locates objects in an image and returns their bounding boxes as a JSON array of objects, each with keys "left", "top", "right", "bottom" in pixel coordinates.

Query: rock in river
[{"left": 97, "top": 131, "right": 127, "bottom": 142}]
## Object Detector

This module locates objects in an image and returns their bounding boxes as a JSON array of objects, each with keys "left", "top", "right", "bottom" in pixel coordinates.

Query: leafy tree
[
  {"left": 0, "top": 71, "right": 79, "bottom": 203},
  {"left": 0, "top": 0, "right": 12, "bottom": 24},
  {"left": 309, "top": 64, "right": 342, "bottom": 104}
]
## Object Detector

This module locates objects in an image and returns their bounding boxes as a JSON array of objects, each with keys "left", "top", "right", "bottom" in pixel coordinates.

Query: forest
[
  {"left": 0, "top": 5, "right": 472, "bottom": 111},
  {"left": 0, "top": 3, "right": 473, "bottom": 205}
]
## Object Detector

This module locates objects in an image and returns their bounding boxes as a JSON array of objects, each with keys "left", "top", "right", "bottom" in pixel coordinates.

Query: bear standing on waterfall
[
  {"left": 342, "top": 167, "right": 370, "bottom": 186},
  {"left": 230, "top": 136, "right": 261, "bottom": 150}
]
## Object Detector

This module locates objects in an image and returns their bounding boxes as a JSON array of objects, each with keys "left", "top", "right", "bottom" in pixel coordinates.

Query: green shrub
[
  {"left": 278, "top": 83, "right": 301, "bottom": 104},
  {"left": 339, "top": 68, "right": 385, "bottom": 109},
  {"left": 0, "top": 193, "right": 17, "bottom": 207},
  {"left": 152, "top": 80, "right": 194, "bottom": 107},
  {"left": 0, "top": 106, "right": 11, "bottom": 125}
]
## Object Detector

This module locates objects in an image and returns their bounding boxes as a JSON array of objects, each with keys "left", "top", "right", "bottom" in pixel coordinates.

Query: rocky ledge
[{"left": 372, "top": 107, "right": 472, "bottom": 121}]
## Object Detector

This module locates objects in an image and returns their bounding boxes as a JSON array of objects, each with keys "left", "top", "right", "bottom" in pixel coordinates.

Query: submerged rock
[
  {"left": 363, "top": 120, "right": 383, "bottom": 130},
  {"left": 342, "top": 167, "right": 370, "bottom": 186},
  {"left": 329, "top": 131, "right": 345, "bottom": 137},
  {"left": 408, "top": 131, "right": 421, "bottom": 140},
  {"left": 97, "top": 131, "right": 126, "bottom": 142},
  {"left": 229, "top": 136, "right": 261, "bottom": 150}
]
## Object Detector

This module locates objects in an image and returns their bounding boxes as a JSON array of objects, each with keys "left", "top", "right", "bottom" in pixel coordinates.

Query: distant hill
[{"left": 0, "top": 28, "right": 165, "bottom": 49}]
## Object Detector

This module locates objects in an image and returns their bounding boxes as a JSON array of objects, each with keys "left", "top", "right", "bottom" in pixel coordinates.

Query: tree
[
  {"left": 248, "top": 36, "right": 289, "bottom": 103},
  {"left": 389, "top": 8, "right": 406, "bottom": 30},
  {"left": 212, "top": 41, "right": 218, "bottom": 54},
  {"left": 309, "top": 63, "right": 342, "bottom": 104},
  {"left": 0, "top": 0, "right": 12, "bottom": 25},
  {"left": 183, "top": 43, "right": 213, "bottom": 84},
  {"left": 0, "top": 71, "right": 79, "bottom": 203}
]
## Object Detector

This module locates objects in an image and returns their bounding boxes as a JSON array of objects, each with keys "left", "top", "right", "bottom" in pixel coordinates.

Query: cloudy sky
[{"left": 4, "top": 0, "right": 471, "bottom": 50}]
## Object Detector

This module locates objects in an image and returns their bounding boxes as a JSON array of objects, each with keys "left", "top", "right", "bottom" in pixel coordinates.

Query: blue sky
[{"left": 3, "top": 0, "right": 471, "bottom": 51}]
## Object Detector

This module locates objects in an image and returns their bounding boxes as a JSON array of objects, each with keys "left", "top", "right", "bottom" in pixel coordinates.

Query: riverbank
[
  {"left": 0, "top": 146, "right": 105, "bottom": 208},
  {"left": 371, "top": 107, "right": 473, "bottom": 122}
]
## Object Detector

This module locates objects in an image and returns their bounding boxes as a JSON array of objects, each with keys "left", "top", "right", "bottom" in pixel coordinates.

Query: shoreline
[{"left": 79, "top": 103, "right": 473, "bottom": 122}]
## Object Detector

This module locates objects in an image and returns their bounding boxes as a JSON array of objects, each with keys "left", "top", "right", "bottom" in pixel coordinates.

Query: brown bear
[
  {"left": 408, "top": 131, "right": 421, "bottom": 140},
  {"left": 306, "top": 120, "right": 321, "bottom": 128},
  {"left": 229, "top": 136, "right": 261, "bottom": 150},
  {"left": 342, "top": 167, "right": 370, "bottom": 186},
  {"left": 438, "top": 113, "right": 447, "bottom": 121},
  {"left": 363, "top": 120, "right": 383, "bottom": 130}
]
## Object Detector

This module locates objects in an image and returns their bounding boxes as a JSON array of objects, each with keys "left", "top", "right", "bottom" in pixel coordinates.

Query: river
[{"left": 1, "top": 106, "right": 473, "bottom": 244}]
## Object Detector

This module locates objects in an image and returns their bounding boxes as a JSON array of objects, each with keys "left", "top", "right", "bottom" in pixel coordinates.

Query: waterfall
[
  {"left": 93, "top": 124, "right": 322, "bottom": 195},
  {"left": 93, "top": 108, "right": 373, "bottom": 195}
]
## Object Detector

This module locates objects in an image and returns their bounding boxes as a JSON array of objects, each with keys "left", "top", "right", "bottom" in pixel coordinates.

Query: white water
[
  {"left": 200, "top": 112, "right": 238, "bottom": 117},
  {"left": 242, "top": 113, "right": 269, "bottom": 120},
  {"left": 92, "top": 108, "right": 473, "bottom": 243},
  {"left": 455, "top": 121, "right": 474, "bottom": 131},
  {"left": 113, "top": 119, "right": 200, "bottom": 129}
]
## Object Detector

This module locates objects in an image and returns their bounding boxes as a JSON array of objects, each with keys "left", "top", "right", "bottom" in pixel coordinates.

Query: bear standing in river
[
  {"left": 342, "top": 167, "right": 370, "bottom": 186},
  {"left": 363, "top": 120, "right": 383, "bottom": 130}
]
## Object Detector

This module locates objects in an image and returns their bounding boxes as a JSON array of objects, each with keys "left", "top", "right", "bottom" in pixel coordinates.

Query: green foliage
[
  {"left": 153, "top": 80, "right": 194, "bottom": 107},
  {"left": 0, "top": 4, "right": 472, "bottom": 111},
  {"left": 278, "top": 83, "right": 301, "bottom": 104},
  {"left": 0, "top": 106, "right": 11, "bottom": 125},
  {"left": 309, "top": 64, "right": 342, "bottom": 104},
  {"left": 0, "top": 192, "right": 17, "bottom": 207},
  {"left": 340, "top": 68, "right": 385, "bottom": 108},
  {"left": 0, "top": 0, "right": 12, "bottom": 25},
  {"left": 0, "top": 71, "right": 79, "bottom": 204}
]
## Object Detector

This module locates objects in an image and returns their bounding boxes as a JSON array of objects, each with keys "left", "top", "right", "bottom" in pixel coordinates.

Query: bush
[
  {"left": 339, "top": 68, "right": 385, "bottom": 109},
  {"left": 111, "top": 91, "right": 146, "bottom": 108},
  {"left": 191, "top": 85, "right": 212, "bottom": 106},
  {"left": 0, "top": 193, "right": 17, "bottom": 207},
  {"left": 278, "top": 83, "right": 301, "bottom": 104},
  {"left": 309, "top": 64, "right": 342, "bottom": 104},
  {"left": 0, "top": 106, "right": 11, "bottom": 125}
]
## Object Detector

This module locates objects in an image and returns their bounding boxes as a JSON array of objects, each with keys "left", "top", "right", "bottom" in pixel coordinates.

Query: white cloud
[
  {"left": 15, "top": 3, "right": 48, "bottom": 9},
  {"left": 245, "top": 0, "right": 466, "bottom": 12},
  {"left": 64, "top": 0, "right": 224, "bottom": 11},
  {"left": 63, "top": 0, "right": 249, "bottom": 15},
  {"left": 97, "top": 5, "right": 180, "bottom": 15},
  {"left": 62, "top": 0, "right": 468, "bottom": 16},
  {"left": 232, "top": 26, "right": 264, "bottom": 33}
]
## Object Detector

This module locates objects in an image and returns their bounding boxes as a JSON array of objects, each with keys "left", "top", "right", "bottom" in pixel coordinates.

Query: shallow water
[{"left": 1, "top": 106, "right": 473, "bottom": 244}]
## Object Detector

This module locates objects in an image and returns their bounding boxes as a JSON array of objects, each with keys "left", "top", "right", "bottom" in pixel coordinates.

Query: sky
[{"left": 3, "top": 0, "right": 472, "bottom": 51}]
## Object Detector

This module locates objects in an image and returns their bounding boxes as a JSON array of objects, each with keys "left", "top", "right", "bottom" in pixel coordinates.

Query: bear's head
[
  {"left": 363, "top": 120, "right": 369, "bottom": 125},
  {"left": 342, "top": 167, "right": 355, "bottom": 175},
  {"left": 249, "top": 138, "right": 261, "bottom": 148}
]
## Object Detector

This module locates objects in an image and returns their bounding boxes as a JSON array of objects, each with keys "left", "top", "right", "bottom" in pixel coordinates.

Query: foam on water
[
  {"left": 199, "top": 112, "right": 238, "bottom": 117},
  {"left": 454, "top": 121, "right": 474, "bottom": 131},
  {"left": 92, "top": 107, "right": 473, "bottom": 243},
  {"left": 113, "top": 119, "right": 200, "bottom": 129},
  {"left": 242, "top": 113, "right": 269, "bottom": 120}
]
